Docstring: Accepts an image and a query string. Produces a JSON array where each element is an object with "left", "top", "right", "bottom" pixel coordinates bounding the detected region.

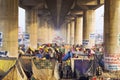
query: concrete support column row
[
  {"left": 66, "top": 17, "right": 83, "bottom": 45},
  {"left": 0, "top": 0, "right": 18, "bottom": 57},
  {"left": 66, "top": 10, "right": 95, "bottom": 47}
]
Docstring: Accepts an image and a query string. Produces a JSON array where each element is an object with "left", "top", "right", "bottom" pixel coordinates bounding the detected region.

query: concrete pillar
[
  {"left": 43, "top": 20, "right": 49, "bottom": 43},
  {"left": 26, "top": 9, "right": 31, "bottom": 35},
  {"left": 67, "top": 23, "right": 70, "bottom": 44},
  {"left": 70, "top": 21, "right": 75, "bottom": 45},
  {"left": 64, "top": 23, "right": 67, "bottom": 43},
  {"left": 48, "top": 21, "right": 54, "bottom": 43},
  {"left": 75, "top": 17, "right": 83, "bottom": 45},
  {"left": 37, "top": 17, "right": 41, "bottom": 44},
  {"left": 60, "top": 23, "right": 67, "bottom": 43},
  {"left": 104, "top": 0, "right": 120, "bottom": 71},
  {"left": 38, "top": 17, "right": 44, "bottom": 44},
  {"left": 83, "top": 10, "right": 95, "bottom": 48},
  {"left": 26, "top": 9, "right": 38, "bottom": 49},
  {"left": 51, "top": 22, "right": 55, "bottom": 43},
  {"left": 38, "top": 17, "right": 49, "bottom": 44},
  {"left": 0, "top": 0, "right": 18, "bottom": 57}
]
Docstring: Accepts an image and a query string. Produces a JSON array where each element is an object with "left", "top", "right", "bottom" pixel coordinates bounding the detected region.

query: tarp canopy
[
  {"left": 0, "top": 58, "right": 16, "bottom": 78},
  {"left": 19, "top": 55, "right": 33, "bottom": 78},
  {"left": 62, "top": 51, "right": 72, "bottom": 61},
  {"left": 19, "top": 55, "right": 60, "bottom": 80},
  {"left": 32, "top": 58, "right": 57, "bottom": 80},
  {"left": 74, "top": 60, "right": 94, "bottom": 76},
  {"left": 0, "top": 57, "right": 28, "bottom": 80},
  {"left": 72, "top": 54, "right": 103, "bottom": 77}
]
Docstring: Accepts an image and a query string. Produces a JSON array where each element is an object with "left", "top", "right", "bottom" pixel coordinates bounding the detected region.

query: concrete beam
[
  {"left": 20, "top": 0, "right": 38, "bottom": 6},
  {"left": 38, "top": 9, "right": 51, "bottom": 17},
  {"left": 100, "top": 0, "right": 104, "bottom": 4},
  {"left": 65, "top": 15, "right": 75, "bottom": 21},
  {"left": 76, "top": 0, "right": 98, "bottom": 6},
  {"left": 76, "top": 0, "right": 104, "bottom": 10},
  {"left": 32, "top": 2, "right": 44, "bottom": 9},
  {"left": 70, "top": 10, "right": 83, "bottom": 16},
  {"left": 76, "top": 0, "right": 104, "bottom": 6},
  {"left": 19, "top": 0, "right": 44, "bottom": 9}
]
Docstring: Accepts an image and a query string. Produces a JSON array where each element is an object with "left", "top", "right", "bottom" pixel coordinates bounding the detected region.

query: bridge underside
[
  {"left": 19, "top": 0, "right": 104, "bottom": 27},
  {"left": 0, "top": 0, "right": 120, "bottom": 72}
]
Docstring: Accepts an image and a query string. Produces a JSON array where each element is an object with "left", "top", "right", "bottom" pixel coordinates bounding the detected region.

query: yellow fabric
[
  {"left": 0, "top": 59, "right": 16, "bottom": 76},
  {"left": 45, "top": 48, "right": 48, "bottom": 52},
  {"left": 2, "top": 66, "right": 17, "bottom": 80},
  {"left": 0, "top": 58, "right": 28, "bottom": 80},
  {"left": 66, "top": 59, "right": 71, "bottom": 66},
  {"left": 1, "top": 60, "right": 28, "bottom": 80},
  {"left": 29, "top": 47, "right": 34, "bottom": 51},
  {"left": 38, "top": 46, "right": 44, "bottom": 49}
]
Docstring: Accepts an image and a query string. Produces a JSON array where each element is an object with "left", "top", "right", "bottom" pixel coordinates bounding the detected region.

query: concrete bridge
[{"left": 0, "top": 0, "right": 120, "bottom": 72}]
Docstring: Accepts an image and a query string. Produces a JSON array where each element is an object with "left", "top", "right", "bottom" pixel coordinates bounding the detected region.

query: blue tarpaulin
[
  {"left": 62, "top": 51, "right": 73, "bottom": 61},
  {"left": 74, "top": 60, "right": 94, "bottom": 76}
]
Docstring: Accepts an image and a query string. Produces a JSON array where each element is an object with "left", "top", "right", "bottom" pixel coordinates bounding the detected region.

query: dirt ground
[{"left": 98, "top": 71, "right": 120, "bottom": 79}]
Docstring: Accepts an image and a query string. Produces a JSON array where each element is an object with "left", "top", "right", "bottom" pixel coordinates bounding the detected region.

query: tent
[
  {"left": 32, "top": 58, "right": 57, "bottom": 80},
  {"left": 19, "top": 55, "right": 33, "bottom": 78},
  {"left": 71, "top": 54, "right": 103, "bottom": 78},
  {"left": 0, "top": 57, "right": 28, "bottom": 80}
]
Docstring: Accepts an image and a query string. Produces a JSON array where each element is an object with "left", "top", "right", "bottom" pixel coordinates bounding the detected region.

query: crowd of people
[{"left": 18, "top": 43, "right": 104, "bottom": 61}]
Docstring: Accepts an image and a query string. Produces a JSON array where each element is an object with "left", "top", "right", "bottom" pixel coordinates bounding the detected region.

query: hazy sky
[
  {"left": 95, "top": 5, "right": 104, "bottom": 34},
  {"left": 18, "top": 5, "right": 104, "bottom": 34},
  {"left": 19, "top": 7, "right": 25, "bottom": 32}
]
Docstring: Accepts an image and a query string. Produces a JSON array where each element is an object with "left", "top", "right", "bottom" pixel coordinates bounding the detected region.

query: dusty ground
[{"left": 98, "top": 71, "right": 120, "bottom": 79}]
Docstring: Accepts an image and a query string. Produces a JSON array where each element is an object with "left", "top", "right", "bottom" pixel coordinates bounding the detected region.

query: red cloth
[{"left": 92, "top": 77, "right": 96, "bottom": 80}]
